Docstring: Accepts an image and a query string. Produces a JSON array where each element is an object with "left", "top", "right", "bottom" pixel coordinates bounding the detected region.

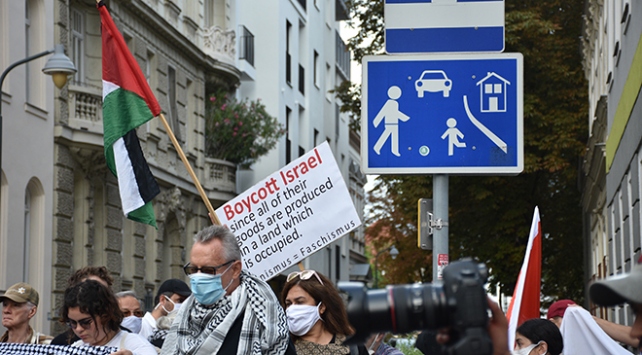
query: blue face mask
[{"left": 189, "top": 264, "right": 234, "bottom": 305}]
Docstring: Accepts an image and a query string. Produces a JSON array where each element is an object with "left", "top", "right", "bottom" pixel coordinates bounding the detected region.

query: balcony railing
[
  {"left": 239, "top": 26, "right": 254, "bottom": 67},
  {"left": 336, "top": 32, "right": 351, "bottom": 80},
  {"left": 204, "top": 157, "right": 236, "bottom": 194},
  {"left": 203, "top": 26, "right": 236, "bottom": 65},
  {"left": 68, "top": 83, "right": 103, "bottom": 132}
]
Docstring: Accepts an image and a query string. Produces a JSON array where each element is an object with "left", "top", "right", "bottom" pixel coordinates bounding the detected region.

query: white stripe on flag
[
  {"left": 102, "top": 80, "right": 120, "bottom": 100},
  {"left": 113, "top": 137, "right": 145, "bottom": 215},
  {"left": 385, "top": 2, "right": 504, "bottom": 29}
]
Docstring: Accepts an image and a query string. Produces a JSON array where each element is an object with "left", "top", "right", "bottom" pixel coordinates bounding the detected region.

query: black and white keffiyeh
[
  {"left": 161, "top": 270, "right": 289, "bottom": 355},
  {"left": 0, "top": 343, "right": 117, "bottom": 355}
]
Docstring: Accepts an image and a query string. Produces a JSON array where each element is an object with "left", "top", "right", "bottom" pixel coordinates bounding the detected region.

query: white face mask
[
  {"left": 512, "top": 341, "right": 542, "bottom": 355},
  {"left": 286, "top": 303, "right": 322, "bottom": 336},
  {"left": 161, "top": 295, "right": 182, "bottom": 315},
  {"left": 121, "top": 315, "right": 142, "bottom": 334}
]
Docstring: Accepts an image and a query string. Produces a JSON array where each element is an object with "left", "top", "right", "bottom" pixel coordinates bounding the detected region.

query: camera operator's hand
[
  {"left": 487, "top": 297, "right": 510, "bottom": 355},
  {"left": 434, "top": 297, "right": 510, "bottom": 355}
]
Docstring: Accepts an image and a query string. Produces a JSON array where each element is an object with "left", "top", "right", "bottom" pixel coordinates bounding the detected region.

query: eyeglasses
[
  {"left": 183, "top": 260, "right": 236, "bottom": 276},
  {"left": 66, "top": 317, "right": 93, "bottom": 330},
  {"left": 287, "top": 270, "right": 324, "bottom": 285}
]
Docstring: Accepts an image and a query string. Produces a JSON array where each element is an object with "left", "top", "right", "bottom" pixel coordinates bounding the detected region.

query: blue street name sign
[
  {"left": 361, "top": 53, "right": 523, "bottom": 174},
  {"left": 385, "top": 0, "right": 505, "bottom": 54}
]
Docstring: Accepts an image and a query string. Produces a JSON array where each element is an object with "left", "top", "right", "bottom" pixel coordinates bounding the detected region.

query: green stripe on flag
[
  {"left": 127, "top": 201, "right": 157, "bottom": 228},
  {"left": 103, "top": 88, "right": 155, "bottom": 150}
]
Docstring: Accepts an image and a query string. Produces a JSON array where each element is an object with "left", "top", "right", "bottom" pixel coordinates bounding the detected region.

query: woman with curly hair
[
  {"left": 281, "top": 270, "right": 368, "bottom": 355},
  {"left": 61, "top": 280, "right": 156, "bottom": 355}
]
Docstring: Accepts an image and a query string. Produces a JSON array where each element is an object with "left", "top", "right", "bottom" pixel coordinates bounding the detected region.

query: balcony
[
  {"left": 204, "top": 157, "right": 236, "bottom": 195},
  {"left": 203, "top": 26, "right": 236, "bottom": 66},
  {"left": 239, "top": 26, "right": 255, "bottom": 67},
  {"left": 336, "top": 0, "right": 349, "bottom": 21},
  {"left": 238, "top": 25, "right": 256, "bottom": 81},
  {"left": 336, "top": 32, "right": 351, "bottom": 80}
]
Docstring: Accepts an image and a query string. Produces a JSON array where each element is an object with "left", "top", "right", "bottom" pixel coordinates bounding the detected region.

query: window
[
  {"left": 314, "top": 129, "right": 319, "bottom": 146},
  {"left": 167, "top": 66, "right": 182, "bottom": 144},
  {"left": 286, "top": 106, "right": 292, "bottom": 163},
  {"left": 23, "top": 188, "right": 31, "bottom": 281},
  {"left": 484, "top": 84, "right": 492, "bottom": 94},
  {"left": 494, "top": 84, "right": 502, "bottom": 94},
  {"left": 26, "top": 0, "right": 45, "bottom": 104},
  {"left": 71, "top": 8, "right": 85, "bottom": 84},
  {"left": 286, "top": 21, "right": 292, "bottom": 85},
  {"left": 23, "top": 179, "right": 44, "bottom": 284},
  {"left": 313, "top": 50, "right": 319, "bottom": 87}
]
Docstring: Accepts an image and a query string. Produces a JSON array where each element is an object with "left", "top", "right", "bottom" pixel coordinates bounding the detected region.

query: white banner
[{"left": 215, "top": 142, "right": 362, "bottom": 281}]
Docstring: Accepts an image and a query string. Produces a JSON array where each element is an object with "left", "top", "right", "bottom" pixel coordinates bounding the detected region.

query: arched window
[{"left": 24, "top": 178, "right": 44, "bottom": 284}]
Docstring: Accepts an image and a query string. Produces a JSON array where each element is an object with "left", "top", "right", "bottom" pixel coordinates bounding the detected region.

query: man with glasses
[
  {"left": 161, "top": 225, "right": 296, "bottom": 355},
  {"left": 0, "top": 282, "right": 52, "bottom": 344},
  {"left": 139, "top": 279, "right": 191, "bottom": 340}
]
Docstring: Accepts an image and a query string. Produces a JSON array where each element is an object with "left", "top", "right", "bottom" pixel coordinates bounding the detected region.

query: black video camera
[{"left": 338, "top": 258, "right": 492, "bottom": 355}]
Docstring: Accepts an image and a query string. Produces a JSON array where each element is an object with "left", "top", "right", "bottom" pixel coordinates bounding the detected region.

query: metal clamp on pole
[{"left": 429, "top": 213, "right": 449, "bottom": 230}]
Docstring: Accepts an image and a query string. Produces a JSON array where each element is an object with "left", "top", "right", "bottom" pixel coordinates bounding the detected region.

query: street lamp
[
  {"left": 0, "top": 44, "right": 76, "bottom": 189},
  {"left": 373, "top": 244, "right": 399, "bottom": 288}
]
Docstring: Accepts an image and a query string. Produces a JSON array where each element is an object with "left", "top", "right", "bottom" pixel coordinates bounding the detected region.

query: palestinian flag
[{"left": 99, "top": 2, "right": 161, "bottom": 227}]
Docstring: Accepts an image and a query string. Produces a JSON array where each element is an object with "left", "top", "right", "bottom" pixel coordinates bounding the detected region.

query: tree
[{"left": 342, "top": 0, "right": 588, "bottom": 303}]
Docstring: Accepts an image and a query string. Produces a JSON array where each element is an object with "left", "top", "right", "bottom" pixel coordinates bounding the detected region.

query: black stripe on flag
[{"left": 122, "top": 130, "right": 161, "bottom": 203}]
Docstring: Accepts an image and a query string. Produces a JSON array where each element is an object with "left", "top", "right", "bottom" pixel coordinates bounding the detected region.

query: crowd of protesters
[{"left": 2, "top": 223, "right": 642, "bottom": 355}]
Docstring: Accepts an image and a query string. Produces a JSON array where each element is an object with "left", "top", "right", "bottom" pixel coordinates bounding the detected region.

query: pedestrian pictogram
[{"left": 373, "top": 86, "right": 411, "bottom": 157}]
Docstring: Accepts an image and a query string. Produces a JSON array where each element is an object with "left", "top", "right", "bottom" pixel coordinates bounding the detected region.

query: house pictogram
[{"left": 476, "top": 72, "right": 510, "bottom": 113}]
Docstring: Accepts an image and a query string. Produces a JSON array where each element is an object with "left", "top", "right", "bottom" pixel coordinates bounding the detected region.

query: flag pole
[{"left": 158, "top": 113, "right": 221, "bottom": 225}]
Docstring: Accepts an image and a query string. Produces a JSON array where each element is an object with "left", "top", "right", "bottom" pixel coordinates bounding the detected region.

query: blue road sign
[
  {"left": 361, "top": 53, "right": 523, "bottom": 174},
  {"left": 385, "top": 0, "right": 505, "bottom": 54}
]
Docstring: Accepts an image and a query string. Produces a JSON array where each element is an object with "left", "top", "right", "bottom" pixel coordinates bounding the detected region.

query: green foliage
[
  {"left": 345, "top": 0, "right": 588, "bottom": 303},
  {"left": 205, "top": 91, "right": 285, "bottom": 168}
]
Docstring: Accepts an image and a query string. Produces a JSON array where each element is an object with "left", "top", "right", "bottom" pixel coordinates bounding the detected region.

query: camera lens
[{"left": 339, "top": 282, "right": 448, "bottom": 341}]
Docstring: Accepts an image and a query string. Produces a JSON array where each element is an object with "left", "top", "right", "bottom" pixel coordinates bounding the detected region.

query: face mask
[
  {"left": 161, "top": 295, "right": 182, "bottom": 315},
  {"left": 512, "top": 341, "right": 541, "bottom": 355},
  {"left": 121, "top": 315, "right": 142, "bottom": 334},
  {"left": 189, "top": 264, "right": 234, "bottom": 305},
  {"left": 286, "top": 303, "right": 322, "bottom": 336}
]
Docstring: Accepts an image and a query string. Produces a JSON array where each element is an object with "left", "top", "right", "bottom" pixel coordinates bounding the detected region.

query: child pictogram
[{"left": 441, "top": 118, "right": 466, "bottom": 156}]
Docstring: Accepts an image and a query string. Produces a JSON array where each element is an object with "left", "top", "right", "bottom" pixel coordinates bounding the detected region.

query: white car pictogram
[{"left": 415, "top": 70, "right": 452, "bottom": 98}]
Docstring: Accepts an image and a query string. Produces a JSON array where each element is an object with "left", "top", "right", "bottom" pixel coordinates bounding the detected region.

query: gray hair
[
  {"left": 115, "top": 290, "right": 138, "bottom": 300},
  {"left": 193, "top": 225, "right": 241, "bottom": 261}
]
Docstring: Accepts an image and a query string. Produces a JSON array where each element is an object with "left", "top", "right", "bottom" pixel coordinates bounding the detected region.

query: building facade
[
  {"left": 581, "top": 0, "right": 640, "bottom": 328},
  {"left": 0, "top": 0, "right": 56, "bottom": 334},
  {"left": 0, "top": 0, "right": 241, "bottom": 334},
  {"left": 235, "top": 0, "right": 367, "bottom": 283}
]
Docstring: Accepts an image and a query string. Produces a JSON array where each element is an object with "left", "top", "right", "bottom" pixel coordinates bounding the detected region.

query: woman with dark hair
[
  {"left": 61, "top": 280, "right": 156, "bottom": 355},
  {"left": 281, "top": 269, "right": 368, "bottom": 355},
  {"left": 513, "top": 318, "right": 563, "bottom": 355}
]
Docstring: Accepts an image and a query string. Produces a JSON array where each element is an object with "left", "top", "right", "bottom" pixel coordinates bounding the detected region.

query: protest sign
[{"left": 215, "top": 141, "right": 362, "bottom": 281}]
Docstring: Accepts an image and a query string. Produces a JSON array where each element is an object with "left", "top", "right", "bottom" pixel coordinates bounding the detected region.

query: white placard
[{"left": 215, "top": 142, "right": 362, "bottom": 281}]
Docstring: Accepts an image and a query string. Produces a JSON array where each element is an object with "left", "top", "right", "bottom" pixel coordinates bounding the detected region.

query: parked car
[{"left": 415, "top": 70, "right": 452, "bottom": 98}]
